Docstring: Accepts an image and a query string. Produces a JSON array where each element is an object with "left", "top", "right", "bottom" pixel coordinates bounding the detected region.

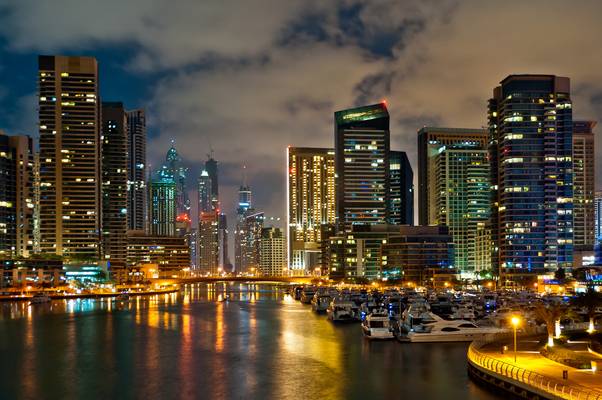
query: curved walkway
[{"left": 468, "top": 338, "right": 602, "bottom": 399}]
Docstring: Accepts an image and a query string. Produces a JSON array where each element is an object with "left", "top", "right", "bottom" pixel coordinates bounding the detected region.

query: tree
[
  {"left": 534, "top": 303, "right": 568, "bottom": 347},
  {"left": 571, "top": 289, "right": 602, "bottom": 334}
]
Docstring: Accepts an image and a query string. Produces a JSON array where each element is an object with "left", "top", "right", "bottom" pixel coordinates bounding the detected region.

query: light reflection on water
[{"left": 0, "top": 283, "right": 502, "bottom": 400}]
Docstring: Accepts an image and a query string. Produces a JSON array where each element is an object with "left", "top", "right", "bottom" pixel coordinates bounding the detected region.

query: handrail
[{"left": 468, "top": 342, "right": 602, "bottom": 400}]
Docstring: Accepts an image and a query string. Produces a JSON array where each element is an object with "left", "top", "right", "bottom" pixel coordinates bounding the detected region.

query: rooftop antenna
[{"left": 242, "top": 164, "right": 248, "bottom": 187}]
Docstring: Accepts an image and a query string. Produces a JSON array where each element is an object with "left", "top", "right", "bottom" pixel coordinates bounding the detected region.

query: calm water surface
[{"left": 0, "top": 283, "right": 502, "bottom": 399}]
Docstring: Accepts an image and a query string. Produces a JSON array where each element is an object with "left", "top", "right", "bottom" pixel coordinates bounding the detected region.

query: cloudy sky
[{"left": 1, "top": 0, "right": 602, "bottom": 226}]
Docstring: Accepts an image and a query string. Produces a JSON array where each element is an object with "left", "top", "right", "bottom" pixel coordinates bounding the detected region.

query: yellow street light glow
[{"left": 511, "top": 316, "right": 520, "bottom": 327}]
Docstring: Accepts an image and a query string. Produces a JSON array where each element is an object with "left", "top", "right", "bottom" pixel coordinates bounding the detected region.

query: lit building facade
[
  {"left": 572, "top": 121, "right": 595, "bottom": 247},
  {"left": 595, "top": 191, "right": 602, "bottom": 241},
  {"left": 381, "top": 225, "right": 455, "bottom": 287},
  {"left": 38, "top": 55, "right": 101, "bottom": 259},
  {"left": 234, "top": 180, "right": 252, "bottom": 272},
  {"left": 149, "top": 167, "right": 177, "bottom": 236},
  {"left": 260, "top": 227, "right": 286, "bottom": 276},
  {"left": 101, "top": 102, "right": 128, "bottom": 268},
  {"left": 335, "top": 103, "right": 390, "bottom": 231},
  {"left": 199, "top": 211, "right": 219, "bottom": 275},
  {"left": 287, "top": 147, "right": 335, "bottom": 275},
  {"left": 126, "top": 109, "right": 147, "bottom": 232},
  {"left": 236, "top": 210, "right": 264, "bottom": 274},
  {"left": 164, "top": 144, "right": 190, "bottom": 220},
  {"left": 489, "top": 75, "right": 573, "bottom": 279},
  {"left": 389, "top": 150, "right": 413, "bottom": 225},
  {"left": 435, "top": 147, "right": 490, "bottom": 274},
  {"left": 417, "top": 127, "right": 488, "bottom": 225},
  {"left": 126, "top": 232, "right": 190, "bottom": 273}
]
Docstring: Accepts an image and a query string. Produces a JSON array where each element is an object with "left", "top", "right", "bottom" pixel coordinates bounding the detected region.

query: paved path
[{"left": 480, "top": 338, "right": 602, "bottom": 394}]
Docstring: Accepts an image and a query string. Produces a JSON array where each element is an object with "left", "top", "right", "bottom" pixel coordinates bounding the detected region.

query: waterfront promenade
[{"left": 468, "top": 338, "right": 602, "bottom": 399}]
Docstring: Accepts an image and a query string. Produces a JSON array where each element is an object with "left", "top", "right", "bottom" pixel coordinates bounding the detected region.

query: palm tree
[
  {"left": 533, "top": 303, "right": 568, "bottom": 347},
  {"left": 571, "top": 289, "right": 602, "bottom": 333}
]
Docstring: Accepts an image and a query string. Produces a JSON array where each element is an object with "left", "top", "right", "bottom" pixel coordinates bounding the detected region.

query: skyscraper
[
  {"left": 287, "top": 147, "right": 336, "bottom": 275},
  {"left": 198, "top": 211, "right": 219, "bottom": 275},
  {"left": 101, "top": 102, "right": 128, "bottom": 268},
  {"left": 205, "top": 154, "right": 219, "bottom": 211},
  {"left": 239, "top": 211, "right": 264, "bottom": 274},
  {"left": 218, "top": 213, "right": 231, "bottom": 271},
  {"left": 335, "top": 103, "right": 390, "bottom": 231},
  {"left": 198, "top": 169, "right": 212, "bottom": 213},
  {"left": 149, "top": 167, "right": 177, "bottom": 236},
  {"left": 417, "top": 127, "right": 488, "bottom": 225},
  {"left": 489, "top": 75, "right": 573, "bottom": 280},
  {"left": 0, "top": 132, "right": 35, "bottom": 258},
  {"left": 165, "top": 144, "right": 190, "bottom": 220},
  {"left": 572, "top": 121, "right": 596, "bottom": 247},
  {"left": 389, "top": 150, "right": 413, "bottom": 225},
  {"left": 126, "top": 109, "right": 147, "bottom": 232},
  {"left": 260, "top": 227, "right": 286, "bottom": 276},
  {"left": 38, "top": 55, "right": 101, "bottom": 259},
  {"left": 235, "top": 176, "right": 252, "bottom": 272},
  {"left": 434, "top": 146, "right": 490, "bottom": 274}
]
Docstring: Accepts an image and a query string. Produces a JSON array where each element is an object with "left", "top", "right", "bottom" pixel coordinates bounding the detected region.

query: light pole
[{"left": 511, "top": 316, "right": 520, "bottom": 363}]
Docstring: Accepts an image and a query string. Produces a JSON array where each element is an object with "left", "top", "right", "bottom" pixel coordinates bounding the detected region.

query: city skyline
[{"left": 1, "top": 2, "right": 602, "bottom": 226}]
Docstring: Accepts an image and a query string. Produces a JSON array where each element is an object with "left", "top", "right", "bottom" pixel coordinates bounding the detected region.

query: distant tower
[
  {"left": 165, "top": 142, "right": 190, "bottom": 220},
  {"left": 205, "top": 152, "right": 219, "bottom": 211},
  {"left": 388, "top": 150, "right": 413, "bottom": 225},
  {"left": 149, "top": 167, "right": 177, "bottom": 236},
  {"left": 572, "top": 121, "right": 596, "bottom": 247},
  {"left": 198, "top": 169, "right": 212, "bottom": 214}
]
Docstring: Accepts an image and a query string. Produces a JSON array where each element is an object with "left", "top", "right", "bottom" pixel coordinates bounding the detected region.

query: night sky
[{"left": 1, "top": 0, "right": 602, "bottom": 226}]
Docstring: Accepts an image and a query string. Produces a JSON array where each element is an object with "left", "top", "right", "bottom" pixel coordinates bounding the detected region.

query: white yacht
[
  {"left": 29, "top": 292, "right": 51, "bottom": 304},
  {"left": 327, "top": 297, "right": 357, "bottom": 322},
  {"left": 401, "top": 313, "right": 508, "bottom": 343},
  {"left": 361, "top": 309, "right": 394, "bottom": 340}
]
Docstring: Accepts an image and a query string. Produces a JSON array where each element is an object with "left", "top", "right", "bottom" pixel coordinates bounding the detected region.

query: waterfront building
[
  {"left": 381, "top": 225, "right": 455, "bottom": 288},
  {"left": 1, "top": 258, "right": 64, "bottom": 288},
  {"left": 236, "top": 209, "right": 264, "bottom": 274},
  {"left": 199, "top": 211, "right": 219, "bottom": 275},
  {"left": 33, "top": 152, "right": 40, "bottom": 253},
  {"left": 489, "top": 75, "right": 573, "bottom": 280},
  {"left": 0, "top": 132, "right": 34, "bottom": 258},
  {"left": 286, "top": 146, "right": 336, "bottom": 275},
  {"left": 572, "top": 121, "right": 596, "bottom": 247},
  {"left": 164, "top": 144, "right": 190, "bottom": 220},
  {"left": 126, "top": 109, "right": 147, "bottom": 232},
  {"left": 218, "top": 213, "right": 231, "bottom": 272},
  {"left": 389, "top": 150, "right": 413, "bottom": 225},
  {"left": 260, "top": 227, "right": 286, "bottom": 276},
  {"left": 126, "top": 231, "right": 189, "bottom": 273},
  {"left": 149, "top": 167, "right": 177, "bottom": 236},
  {"left": 188, "top": 228, "right": 198, "bottom": 270},
  {"left": 435, "top": 146, "right": 490, "bottom": 275},
  {"left": 38, "top": 55, "right": 101, "bottom": 259},
  {"left": 417, "top": 127, "right": 488, "bottom": 225},
  {"left": 101, "top": 102, "right": 128, "bottom": 269},
  {"left": 234, "top": 176, "right": 252, "bottom": 271},
  {"left": 335, "top": 102, "right": 390, "bottom": 231},
  {"left": 595, "top": 191, "right": 602, "bottom": 240}
]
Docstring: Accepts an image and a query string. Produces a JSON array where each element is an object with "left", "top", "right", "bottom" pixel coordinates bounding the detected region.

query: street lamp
[{"left": 511, "top": 316, "right": 520, "bottom": 362}]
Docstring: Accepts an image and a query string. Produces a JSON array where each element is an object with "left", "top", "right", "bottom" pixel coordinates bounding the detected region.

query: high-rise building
[
  {"left": 205, "top": 154, "right": 219, "bottom": 211},
  {"left": 126, "top": 109, "right": 147, "bottom": 232},
  {"left": 101, "top": 102, "right": 128, "bottom": 268},
  {"left": 38, "top": 55, "right": 101, "bottom": 259},
  {"left": 235, "top": 177, "right": 252, "bottom": 272},
  {"left": 198, "top": 211, "right": 219, "bottom": 275},
  {"left": 127, "top": 231, "right": 189, "bottom": 273},
  {"left": 240, "top": 211, "right": 264, "bottom": 274},
  {"left": 286, "top": 147, "right": 336, "bottom": 275},
  {"left": 149, "top": 167, "right": 177, "bottom": 236},
  {"left": 489, "top": 75, "right": 573, "bottom": 280},
  {"left": 218, "top": 213, "right": 231, "bottom": 271},
  {"left": 595, "top": 191, "right": 602, "bottom": 241},
  {"left": 188, "top": 228, "right": 198, "bottom": 270},
  {"left": 572, "top": 121, "right": 596, "bottom": 247},
  {"left": 164, "top": 143, "right": 190, "bottom": 220},
  {"left": 260, "top": 227, "right": 286, "bottom": 276},
  {"left": 389, "top": 150, "right": 413, "bottom": 225},
  {"left": 198, "top": 169, "right": 212, "bottom": 213},
  {"left": 0, "top": 132, "right": 35, "bottom": 258},
  {"left": 434, "top": 146, "right": 490, "bottom": 274},
  {"left": 335, "top": 102, "right": 390, "bottom": 231},
  {"left": 417, "top": 127, "right": 488, "bottom": 225}
]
